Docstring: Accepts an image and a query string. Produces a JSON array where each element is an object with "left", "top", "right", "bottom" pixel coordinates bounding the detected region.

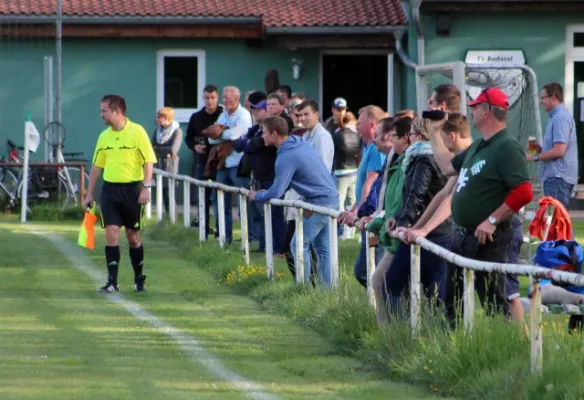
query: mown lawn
[{"left": 0, "top": 217, "right": 441, "bottom": 400}]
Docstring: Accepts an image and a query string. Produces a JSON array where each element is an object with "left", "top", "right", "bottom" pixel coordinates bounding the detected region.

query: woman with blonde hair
[{"left": 151, "top": 107, "right": 183, "bottom": 214}]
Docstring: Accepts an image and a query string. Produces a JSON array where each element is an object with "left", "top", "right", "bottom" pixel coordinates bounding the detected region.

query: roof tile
[{"left": 0, "top": 0, "right": 407, "bottom": 27}]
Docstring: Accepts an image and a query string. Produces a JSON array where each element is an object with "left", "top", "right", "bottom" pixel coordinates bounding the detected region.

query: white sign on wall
[{"left": 465, "top": 50, "right": 527, "bottom": 107}]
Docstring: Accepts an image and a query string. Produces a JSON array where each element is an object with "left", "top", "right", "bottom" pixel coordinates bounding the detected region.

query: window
[
  {"left": 575, "top": 33, "right": 584, "bottom": 48},
  {"left": 157, "top": 50, "right": 206, "bottom": 123}
]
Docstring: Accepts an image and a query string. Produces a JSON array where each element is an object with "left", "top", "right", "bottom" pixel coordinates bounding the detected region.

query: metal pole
[
  {"left": 183, "top": 180, "right": 190, "bottom": 228},
  {"left": 198, "top": 186, "right": 206, "bottom": 242},
  {"left": 463, "top": 268, "right": 475, "bottom": 335},
  {"left": 410, "top": 244, "right": 421, "bottom": 337},
  {"left": 56, "top": 0, "right": 63, "bottom": 153},
  {"left": 530, "top": 277, "right": 543, "bottom": 374},
  {"left": 264, "top": 203, "right": 274, "bottom": 279},
  {"left": 21, "top": 116, "right": 31, "bottom": 223},
  {"left": 295, "top": 208, "right": 305, "bottom": 284},
  {"left": 217, "top": 190, "right": 226, "bottom": 249},
  {"left": 169, "top": 177, "right": 176, "bottom": 224},
  {"left": 240, "top": 194, "right": 250, "bottom": 265},
  {"left": 366, "top": 232, "right": 377, "bottom": 308},
  {"left": 156, "top": 174, "right": 163, "bottom": 222},
  {"left": 330, "top": 217, "right": 339, "bottom": 288},
  {"left": 43, "top": 56, "right": 53, "bottom": 162},
  {"left": 145, "top": 187, "right": 152, "bottom": 219}
]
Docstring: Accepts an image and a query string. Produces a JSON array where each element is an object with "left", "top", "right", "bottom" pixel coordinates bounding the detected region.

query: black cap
[{"left": 248, "top": 91, "right": 267, "bottom": 106}]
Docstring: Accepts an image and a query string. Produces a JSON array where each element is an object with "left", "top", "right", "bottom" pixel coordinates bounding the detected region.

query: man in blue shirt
[
  {"left": 250, "top": 116, "right": 339, "bottom": 287},
  {"left": 338, "top": 105, "right": 387, "bottom": 287},
  {"left": 526, "top": 82, "right": 578, "bottom": 210}
]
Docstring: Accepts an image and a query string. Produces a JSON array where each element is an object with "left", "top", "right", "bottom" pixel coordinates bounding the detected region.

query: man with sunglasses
[{"left": 425, "top": 88, "right": 533, "bottom": 326}]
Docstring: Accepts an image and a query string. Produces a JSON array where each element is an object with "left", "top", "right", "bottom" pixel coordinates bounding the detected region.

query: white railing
[{"left": 148, "top": 168, "right": 584, "bottom": 374}]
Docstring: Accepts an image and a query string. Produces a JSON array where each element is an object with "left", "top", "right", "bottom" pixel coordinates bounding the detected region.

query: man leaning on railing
[
  {"left": 424, "top": 88, "right": 533, "bottom": 327},
  {"left": 249, "top": 115, "right": 339, "bottom": 287}
]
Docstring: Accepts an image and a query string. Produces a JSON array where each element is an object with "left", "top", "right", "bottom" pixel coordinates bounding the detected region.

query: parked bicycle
[{"left": 0, "top": 140, "right": 76, "bottom": 211}]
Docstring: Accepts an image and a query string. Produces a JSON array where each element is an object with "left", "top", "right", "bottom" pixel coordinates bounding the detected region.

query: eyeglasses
[{"left": 541, "top": 94, "right": 552, "bottom": 100}]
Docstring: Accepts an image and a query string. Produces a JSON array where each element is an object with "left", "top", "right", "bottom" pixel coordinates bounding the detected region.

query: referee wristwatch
[
  {"left": 533, "top": 154, "right": 540, "bottom": 162},
  {"left": 142, "top": 182, "right": 152, "bottom": 189},
  {"left": 488, "top": 215, "right": 498, "bottom": 225}
]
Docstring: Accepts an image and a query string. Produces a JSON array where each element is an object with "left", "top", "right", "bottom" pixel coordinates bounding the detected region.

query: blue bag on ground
[{"left": 533, "top": 240, "right": 584, "bottom": 295}]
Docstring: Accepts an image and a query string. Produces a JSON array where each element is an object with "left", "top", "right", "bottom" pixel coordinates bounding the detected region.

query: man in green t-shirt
[{"left": 426, "top": 88, "right": 533, "bottom": 325}]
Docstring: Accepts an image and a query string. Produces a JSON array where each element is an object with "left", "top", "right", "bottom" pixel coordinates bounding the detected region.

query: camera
[{"left": 422, "top": 110, "right": 446, "bottom": 120}]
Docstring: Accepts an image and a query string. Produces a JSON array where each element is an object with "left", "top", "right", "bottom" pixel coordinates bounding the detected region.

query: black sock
[
  {"left": 105, "top": 246, "right": 120, "bottom": 284},
  {"left": 129, "top": 245, "right": 144, "bottom": 279}
]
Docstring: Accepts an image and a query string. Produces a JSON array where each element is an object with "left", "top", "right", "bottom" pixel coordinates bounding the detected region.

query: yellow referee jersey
[{"left": 92, "top": 119, "right": 157, "bottom": 183}]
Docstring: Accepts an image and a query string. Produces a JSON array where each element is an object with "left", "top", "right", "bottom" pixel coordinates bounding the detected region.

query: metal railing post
[
  {"left": 183, "top": 180, "right": 190, "bottom": 228},
  {"left": 410, "top": 244, "right": 421, "bottom": 337},
  {"left": 330, "top": 217, "right": 339, "bottom": 288},
  {"left": 530, "top": 276, "right": 543, "bottom": 374},
  {"left": 198, "top": 186, "right": 206, "bottom": 242},
  {"left": 295, "top": 208, "right": 305, "bottom": 284},
  {"left": 217, "top": 189, "right": 226, "bottom": 249},
  {"left": 366, "top": 232, "right": 376, "bottom": 308},
  {"left": 264, "top": 203, "right": 274, "bottom": 280},
  {"left": 169, "top": 177, "right": 176, "bottom": 224},
  {"left": 463, "top": 268, "right": 475, "bottom": 335},
  {"left": 156, "top": 173, "right": 163, "bottom": 222},
  {"left": 240, "top": 194, "right": 250, "bottom": 265},
  {"left": 145, "top": 187, "right": 152, "bottom": 219}
]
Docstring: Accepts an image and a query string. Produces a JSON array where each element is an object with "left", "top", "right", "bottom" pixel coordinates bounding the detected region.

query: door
[
  {"left": 321, "top": 54, "right": 388, "bottom": 121},
  {"left": 575, "top": 62, "right": 584, "bottom": 182}
]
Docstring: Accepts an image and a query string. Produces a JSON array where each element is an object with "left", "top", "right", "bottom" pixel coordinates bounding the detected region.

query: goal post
[{"left": 414, "top": 61, "right": 544, "bottom": 146}]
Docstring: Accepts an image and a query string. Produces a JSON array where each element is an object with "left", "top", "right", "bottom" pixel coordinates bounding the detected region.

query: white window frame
[
  {"left": 156, "top": 50, "right": 206, "bottom": 123},
  {"left": 565, "top": 25, "right": 584, "bottom": 116}
]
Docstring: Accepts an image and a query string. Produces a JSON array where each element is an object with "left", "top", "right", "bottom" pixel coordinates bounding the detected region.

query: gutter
[
  {"left": 265, "top": 25, "right": 407, "bottom": 35},
  {"left": 0, "top": 15, "right": 262, "bottom": 25},
  {"left": 410, "top": 0, "right": 425, "bottom": 65}
]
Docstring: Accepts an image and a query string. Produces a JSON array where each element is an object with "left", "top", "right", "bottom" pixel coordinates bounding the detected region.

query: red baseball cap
[{"left": 468, "top": 88, "right": 509, "bottom": 110}]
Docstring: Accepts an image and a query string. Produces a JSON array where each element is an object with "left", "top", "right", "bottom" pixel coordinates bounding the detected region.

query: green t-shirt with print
[{"left": 451, "top": 129, "right": 529, "bottom": 230}]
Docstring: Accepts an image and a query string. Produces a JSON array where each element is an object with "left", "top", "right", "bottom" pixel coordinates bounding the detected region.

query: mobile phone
[{"left": 422, "top": 110, "right": 446, "bottom": 120}]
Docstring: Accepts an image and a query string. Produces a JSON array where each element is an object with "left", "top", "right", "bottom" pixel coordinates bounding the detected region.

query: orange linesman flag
[{"left": 78, "top": 202, "right": 98, "bottom": 250}]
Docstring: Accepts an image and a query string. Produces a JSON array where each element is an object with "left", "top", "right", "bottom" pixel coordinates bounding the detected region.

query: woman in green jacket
[{"left": 366, "top": 116, "right": 413, "bottom": 325}]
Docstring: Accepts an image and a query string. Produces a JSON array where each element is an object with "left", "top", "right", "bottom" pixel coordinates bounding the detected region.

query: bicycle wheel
[
  {"left": 44, "top": 121, "right": 66, "bottom": 148},
  {"left": 59, "top": 166, "right": 89, "bottom": 203},
  {"left": 18, "top": 173, "right": 71, "bottom": 210},
  {"left": 0, "top": 168, "right": 18, "bottom": 209}
]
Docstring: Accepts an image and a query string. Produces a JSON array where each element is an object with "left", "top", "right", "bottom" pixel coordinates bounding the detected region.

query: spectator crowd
[{"left": 153, "top": 80, "right": 578, "bottom": 326}]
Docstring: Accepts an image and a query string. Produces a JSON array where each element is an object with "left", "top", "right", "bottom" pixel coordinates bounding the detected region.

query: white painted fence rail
[{"left": 149, "top": 168, "right": 584, "bottom": 374}]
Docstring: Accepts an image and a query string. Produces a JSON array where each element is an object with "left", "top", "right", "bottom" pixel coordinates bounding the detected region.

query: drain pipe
[{"left": 394, "top": 0, "right": 424, "bottom": 69}]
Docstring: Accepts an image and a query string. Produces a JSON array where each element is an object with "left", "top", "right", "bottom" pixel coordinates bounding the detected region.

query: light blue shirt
[
  {"left": 209, "top": 104, "right": 253, "bottom": 168},
  {"left": 355, "top": 142, "right": 386, "bottom": 204},
  {"left": 538, "top": 103, "right": 578, "bottom": 185},
  {"left": 304, "top": 123, "right": 334, "bottom": 172}
]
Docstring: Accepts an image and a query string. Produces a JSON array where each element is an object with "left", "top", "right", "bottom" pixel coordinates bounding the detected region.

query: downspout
[{"left": 393, "top": 0, "right": 424, "bottom": 69}]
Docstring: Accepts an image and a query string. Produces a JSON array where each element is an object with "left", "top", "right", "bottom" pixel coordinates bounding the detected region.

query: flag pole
[{"left": 21, "top": 112, "right": 32, "bottom": 223}]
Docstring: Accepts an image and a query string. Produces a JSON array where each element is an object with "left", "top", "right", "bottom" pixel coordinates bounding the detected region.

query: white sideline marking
[{"left": 30, "top": 229, "right": 280, "bottom": 400}]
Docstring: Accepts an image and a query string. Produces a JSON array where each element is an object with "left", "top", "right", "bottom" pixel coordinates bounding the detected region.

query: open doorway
[
  {"left": 321, "top": 53, "right": 389, "bottom": 121},
  {"left": 575, "top": 61, "right": 584, "bottom": 182}
]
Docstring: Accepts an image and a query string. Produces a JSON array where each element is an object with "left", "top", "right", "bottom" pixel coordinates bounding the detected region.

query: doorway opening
[
  {"left": 575, "top": 62, "right": 584, "bottom": 182},
  {"left": 321, "top": 54, "right": 388, "bottom": 121}
]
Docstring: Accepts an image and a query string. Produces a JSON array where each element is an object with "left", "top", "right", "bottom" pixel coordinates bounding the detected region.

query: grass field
[{"left": 0, "top": 217, "right": 441, "bottom": 400}]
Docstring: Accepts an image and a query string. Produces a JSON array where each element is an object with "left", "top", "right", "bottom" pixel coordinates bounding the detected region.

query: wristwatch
[
  {"left": 488, "top": 215, "right": 498, "bottom": 225},
  {"left": 533, "top": 154, "right": 540, "bottom": 162},
  {"left": 142, "top": 182, "right": 152, "bottom": 189}
]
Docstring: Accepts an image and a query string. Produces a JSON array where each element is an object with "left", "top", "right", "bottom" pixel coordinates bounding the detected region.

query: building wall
[
  {"left": 0, "top": 37, "right": 319, "bottom": 174},
  {"left": 403, "top": 12, "right": 583, "bottom": 128}
]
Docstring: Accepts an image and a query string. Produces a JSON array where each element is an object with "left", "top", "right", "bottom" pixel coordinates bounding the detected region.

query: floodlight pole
[{"left": 56, "top": 0, "right": 63, "bottom": 156}]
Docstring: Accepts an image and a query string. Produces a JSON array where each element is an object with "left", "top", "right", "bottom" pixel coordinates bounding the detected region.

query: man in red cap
[{"left": 426, "top": 87, "right": 533, "bottom": 327}]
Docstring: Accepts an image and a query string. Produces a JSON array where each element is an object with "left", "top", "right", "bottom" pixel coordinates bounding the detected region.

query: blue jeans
[
  {"left": 354, "top": 229, "right": 385, "bottom": 288},
  {"left": 252, "top": 179, "right": 287, "bottom": 253},
  {"left": 384, "top": 235, "right": 452, "bottom": 310},
  {"left": 291, "top": 205, "right": 338, "bottom": 287},
  {"left": 543, "top": 177, "right": 573, "bottom": 211},
  {"left": 213, "top": 167, "right": 250, "bottom": 244}
]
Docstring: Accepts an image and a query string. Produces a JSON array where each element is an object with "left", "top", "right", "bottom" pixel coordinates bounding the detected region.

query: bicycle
[{"left": 0, "top": 140, "right": 75, "bottom": 211}]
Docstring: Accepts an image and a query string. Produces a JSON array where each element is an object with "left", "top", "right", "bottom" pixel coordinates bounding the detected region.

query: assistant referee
[{"left": 85, "top": 94, "right": 157, "bottom": 293}]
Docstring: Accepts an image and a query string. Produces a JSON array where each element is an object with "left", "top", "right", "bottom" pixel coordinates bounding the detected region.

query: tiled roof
[{"left": 0, "top": 0, "right": 408, "bottom": 27}]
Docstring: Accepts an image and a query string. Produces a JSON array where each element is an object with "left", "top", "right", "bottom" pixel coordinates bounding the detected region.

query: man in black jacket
[
  {"left": 185, "top": 84, "right": 224, "bottom": 238},
  {"left": 234, "top": 92, "right": 286, "bottom": 254}
]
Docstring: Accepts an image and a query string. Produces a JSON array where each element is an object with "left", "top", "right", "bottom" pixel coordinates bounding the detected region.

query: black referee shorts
[{"left": 100, "top": 181, "right": 143, "bottom": 231}]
